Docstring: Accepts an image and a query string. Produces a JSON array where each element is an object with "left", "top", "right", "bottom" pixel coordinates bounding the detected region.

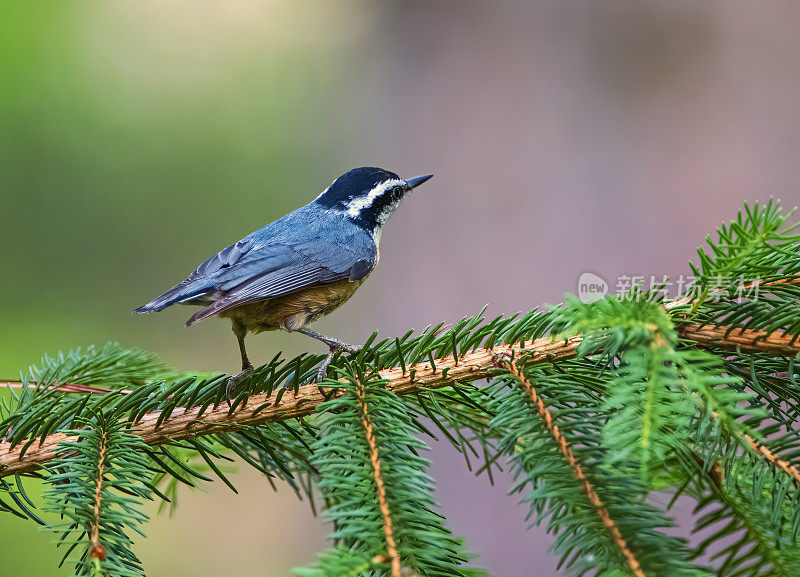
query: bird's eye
[{"left": 392, "top": 185, "right": 405, "bottom": 195}]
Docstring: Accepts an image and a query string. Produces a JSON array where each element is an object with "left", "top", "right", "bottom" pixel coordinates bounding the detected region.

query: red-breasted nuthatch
[{"left": 135, "top": 167, "right": 433, "bottom": 398}]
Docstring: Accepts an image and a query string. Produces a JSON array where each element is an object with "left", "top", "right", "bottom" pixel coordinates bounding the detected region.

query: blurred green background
[
  {"left": 4, "top": 1, "right": 800, "bottom": 576},
  {"left": 1, "top": 1, "right": 365, "bottom": 574}
]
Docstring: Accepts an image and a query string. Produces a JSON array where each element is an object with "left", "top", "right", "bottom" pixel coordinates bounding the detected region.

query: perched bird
[{"left": 135, "top": 167, "right": 433, "bottom": 399}]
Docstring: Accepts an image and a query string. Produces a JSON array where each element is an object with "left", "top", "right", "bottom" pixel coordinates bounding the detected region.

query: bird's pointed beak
[{"left": 406, "top": 174, "right": 433, "bottom": 189}]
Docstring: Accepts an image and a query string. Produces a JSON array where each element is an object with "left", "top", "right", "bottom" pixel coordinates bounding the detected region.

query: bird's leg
[
  {"left": 295, "top": 327, "right": 361, "bottom": 382},
  {"left": 226, "top": 321, "right": 254, "bottom": 407},
  {"left": 296, "top": 327, "right": 361, "bottom": 353}
]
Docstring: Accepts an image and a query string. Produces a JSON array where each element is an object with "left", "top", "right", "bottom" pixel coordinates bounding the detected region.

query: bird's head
[{"left": 314, "top": 167, "right": 433, "bottom": 234}]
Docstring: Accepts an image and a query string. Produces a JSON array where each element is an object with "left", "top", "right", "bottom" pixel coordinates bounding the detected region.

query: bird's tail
[{"left": 133, "top": 279, "right": 213, "bottom": 314}]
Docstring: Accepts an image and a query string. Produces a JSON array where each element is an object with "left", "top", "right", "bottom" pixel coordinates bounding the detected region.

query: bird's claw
[
  {"left": 317, "top": 355, "right": 334, "bottom": 383},
  {"left": 316, "top": 343, "right": 361, "bottom": 383},
  {"left": 226, "top": 365, "right": 254, "bottom": 408}
]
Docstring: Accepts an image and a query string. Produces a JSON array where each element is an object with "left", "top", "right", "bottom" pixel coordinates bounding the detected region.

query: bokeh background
[{"left": 3, "top": 1, "right": 800, "bottom": 575}]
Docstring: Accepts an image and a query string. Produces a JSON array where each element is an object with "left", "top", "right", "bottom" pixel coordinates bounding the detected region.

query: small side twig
[
  {"left": 745, "top": 433, "right": 800, "bottom": 485},
  {"left": 89, "top": 427, "right": 108, "bottom": 563},
  {"left": 496, "top": 354, "right": 646, "bottom": 577},
  {"left": 354, "top": 380, "right": 402, "bottom": 577}
]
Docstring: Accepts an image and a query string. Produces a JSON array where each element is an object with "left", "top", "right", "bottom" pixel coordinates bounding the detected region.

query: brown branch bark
[
  {"left": 2, "top": 322, "right": 799, "bottom": 479},
  {"left": 678, "top": 323, "right": 800, "bottom": 354},
  {"left": 0, "top": 336, "right": 581, "bottom": 478},
  {"left": 0, "top": 380, "right": 119, "bottom": 394}
]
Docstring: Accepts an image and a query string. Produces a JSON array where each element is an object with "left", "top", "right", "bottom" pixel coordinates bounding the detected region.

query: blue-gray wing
[
  {"left": 134, "top": 236, "right": 260, "bottom": 313},
  {"left": 184, "top": 228, "right": 377, "bottom": 325},
  {"left": 135, "top": 208, "right": 377, "bottom": 321}
]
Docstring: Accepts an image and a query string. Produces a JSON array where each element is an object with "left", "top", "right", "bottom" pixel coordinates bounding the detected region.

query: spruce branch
[
  {"left": 42, "top": 413, "right": 152, "bottom": 576},
  {"left": 744, "top": 434, "right": 800, "bottom": 485},
  {"left": 4, "top": 198, "right": 800, "bottom": 576},
  {"left": 3, "top": 320, "right": 800, "bottom": 478},
  {"left": 683, "top": 451, "right": 800, "bottom": 577},
  {"left": 0, "top": 334, "right": 580, "bottom": 477},
  {"left": 303, "top": 366, "right": 483, "bottom": 576},
  {"left": 487, "top": 358, "right": 704, "bottom": 576},
  {"left": 89, "top": 423, "right": 109, "bottom": 563},
  {"left": 548, "top": 289, "right": 799, "bottom": 488},
  {"left": 496, "top": 354, "right": 646, "bottom": 577},
  {"left": 354, "top": 377, "right": 403, "bottom": 577}
]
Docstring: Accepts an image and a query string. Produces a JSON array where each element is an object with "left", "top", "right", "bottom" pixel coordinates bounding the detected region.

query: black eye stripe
[
  {"left": 314, "top": 167, "right": 401, "bottom": 209},
  {"left": 346, "top": 187, "right": 404, "bottom": 230}
]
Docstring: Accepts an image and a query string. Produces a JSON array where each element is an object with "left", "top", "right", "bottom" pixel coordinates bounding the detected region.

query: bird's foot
[
  {"left": 226, "top": 364, "right": 254, "bottom": 408},
  {"left": 316, "top": 341, "right": 362, "bottom": 383}
]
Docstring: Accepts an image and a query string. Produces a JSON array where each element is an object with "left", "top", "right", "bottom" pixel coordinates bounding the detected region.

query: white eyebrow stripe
[{"left": 344, "top": 179, "right": 404, "bottom": 218}]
